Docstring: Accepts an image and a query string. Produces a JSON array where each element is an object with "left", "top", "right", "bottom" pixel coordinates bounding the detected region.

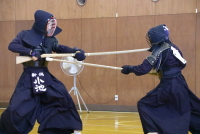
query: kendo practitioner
[
  {"left": 0, "top": 10, "right": 85, "bottom": 134},
  {"left": 121, "top": 24, "right": 200, "bottom": 134}
]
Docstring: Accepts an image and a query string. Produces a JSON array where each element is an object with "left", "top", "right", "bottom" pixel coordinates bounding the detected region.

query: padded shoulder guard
[{"left": 146, "top": 43, "right": 171, "bottom": 66}]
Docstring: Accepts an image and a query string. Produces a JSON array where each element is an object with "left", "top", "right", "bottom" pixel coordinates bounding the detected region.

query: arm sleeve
[
  {"left": 56, "top": 44, "right": 77, "bottom": 53},
  {"left": 8, "top": 32, "right": 31, "bottom": 55},
  {"left": 132, "top": 59, "right": 153, "bottom": 76}
]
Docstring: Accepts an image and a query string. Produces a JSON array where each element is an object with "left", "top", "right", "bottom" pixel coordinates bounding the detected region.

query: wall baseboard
[
  {"left": 0, "top": 102, "right": 138, "bottom": 112},
  {"left": 78, "top": 104, "right": 138, "bottom": 112},
  {"left": 0, "top": 102, "right": 8, "bottom": 108}
]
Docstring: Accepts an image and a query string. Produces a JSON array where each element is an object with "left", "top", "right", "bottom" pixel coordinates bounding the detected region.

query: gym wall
[{"left": 0, "top": 0, "right": 198, "bottom": 111}]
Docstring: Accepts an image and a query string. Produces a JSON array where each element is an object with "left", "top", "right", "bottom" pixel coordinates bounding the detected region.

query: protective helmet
[
  {"left": 34, "top": 10, "right": 60, "bottom": 37},
  {"left": 146, "top": 24, "right": 169, "bottom": 48},
  {"left": 23, "top": 10, "right": 62, "bottom": 47}
]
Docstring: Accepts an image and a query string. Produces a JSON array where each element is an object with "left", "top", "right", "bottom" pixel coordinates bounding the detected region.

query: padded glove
[
  {"left": 73, "top": 47, "right": 86, "bottom": 61},
  {"left": 31, "top": 50, "right": 41, "bottom": 60},
  {"left": 121, "top": 65, "right": 133, "bottom": 75}
]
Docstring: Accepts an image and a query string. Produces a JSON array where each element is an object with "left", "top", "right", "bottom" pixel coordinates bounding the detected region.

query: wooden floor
[
  {"left": 31, "top": 111, "right": 143, "bottom": 134},
  {"left": 0, "top": 109, "right": 192, "bottom": 134}
]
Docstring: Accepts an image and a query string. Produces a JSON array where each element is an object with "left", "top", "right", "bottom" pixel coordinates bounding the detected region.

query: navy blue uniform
[
  {"left": 123, "top": 44, "right": 200, "bottom": 134},
  {"left": 121, "top": 24, "right": 200, "bottom": 134},
  {"left": 0, "top": 10, "right": 85, "bottom": 134}
]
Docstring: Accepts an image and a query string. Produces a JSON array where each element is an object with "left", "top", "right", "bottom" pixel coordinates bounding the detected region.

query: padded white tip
[
  {"left": 46, "top": 57, "right": 53, "bottom": 61},
  {"left": 74, "top": 131, "right": 81, "bottom": 134}
]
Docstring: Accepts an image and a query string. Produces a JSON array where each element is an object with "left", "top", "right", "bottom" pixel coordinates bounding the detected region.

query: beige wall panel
[
  {"left": 0, "top": 0, "right": 15, "bottom": 21},
  {"left": 48, "top": 19, "right": 82, "bottom": 103},
  {"left": 196, "top": 13, "right": 200, "bottom": 97},
  {"left": 116, "top": 16, "right": 155, "bottom": 106},
  {"left": 55, "top": 19, "right": 82, "bottom": 48},
  {"left": 15, "top": 0, "right": 48, "bottom": 20},
  {"left": 0, "top": 22, "right": 16, "bottom": 101},
  {"left": 117, "top": 0, "right": 155, "bottom": 17},
  {"left": 198, "top": 0, "right": 200, "bottom": 13},
  {"left": 156, "top": 0, "right": 196, "bottom": 15},
  {"left": 48, "top": 0, "right": 81, "bottom": 19},
  {"left": 15, "top": 20, "right": 34, "bottom": 33},
  {"left": 155, "top": 14, "right": 196, "bottom": 92},
  {"left": 79, "top": 18, "right": 117, "bottom": 105},
  {"left": 82, "top": 0, "right": 117, "bottom": 18}
]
